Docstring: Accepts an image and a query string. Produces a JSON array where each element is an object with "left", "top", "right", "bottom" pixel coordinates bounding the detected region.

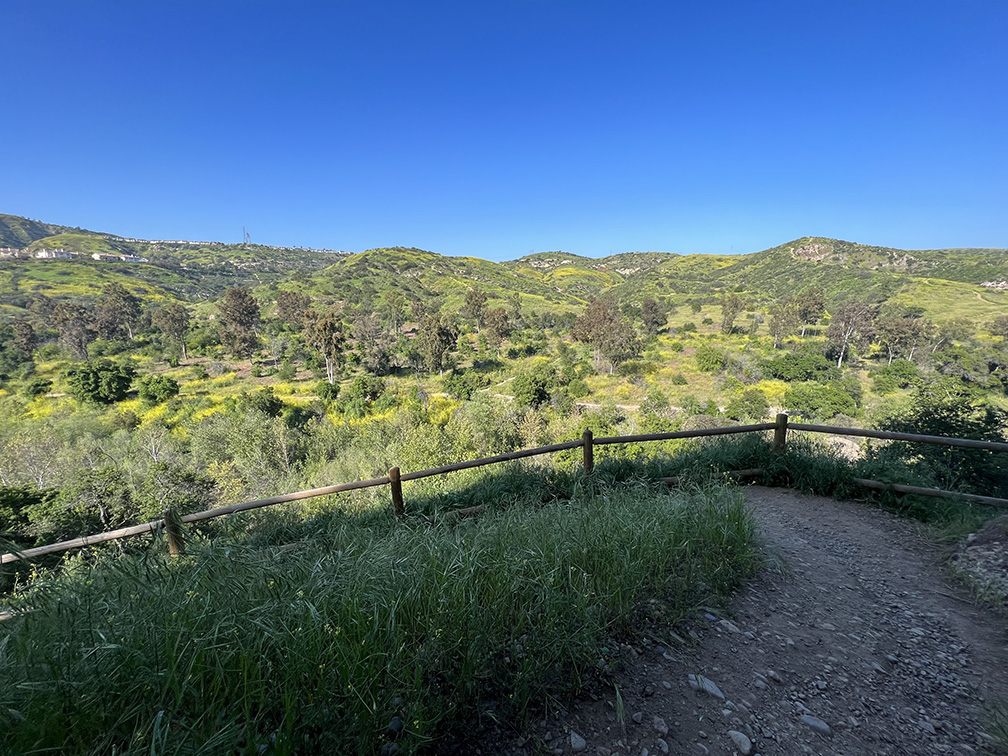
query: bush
[
  {"left": 680, "top": 322, "right": 697, "bottom": 333},
  {"left": 725, "top": 388, "right": 769, "bottom": 421},
  {"left": 276, "top": 361, "right": 297, "bottom": 381},
  {"left": 21, "top": 377, "right": 52, "bottom": 398},
  {"left": 640, "top": 389, "right": 670, "bottom": 416},
  {"left": 567, "top": 378, "right": 589, "bottom": 398},
  {"left": 316, "top": 380, "right": 340, "bottom": 404},
  {"left": 138, "top": 375, "right": 180, "bottom": 405},
  {"left": 668, "top": 341, "right": 684, "bottom": 352},
  {"left": 762, "top": 352, "right": 839, "bottom": 382},
  {"left": 694, "top": 343, "right": 726, "bottom": 372},
  {"left": 442, "top": 369, "right": 488, "bottom": 400},
  {"left": 784, "top": 381, "right": 857, "bottom": 420},
  {"left": 670, "top": 373, "right": 688, "bottom": 385},
  {"left": 64, "top": 360, "right": 136, "bottom": 404},
  {"left": 871, "top": 359, "right": 921, "bottom": 395},
  {"left": 701, "top": 317, "right": 714, "bottom": 325},
  {"left": 237, "top": 387, "right": 285, "bottom": 417},
  {"left": 513, "top": 368, "right": 555, "bottom": 408},
  {"left": 344, "top": 375, "right": 386, "bottom": 403}
]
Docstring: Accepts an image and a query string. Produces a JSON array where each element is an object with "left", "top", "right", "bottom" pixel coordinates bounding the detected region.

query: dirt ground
[{"left": 517, "top": 486, "right": 1008, "bottom": 756}]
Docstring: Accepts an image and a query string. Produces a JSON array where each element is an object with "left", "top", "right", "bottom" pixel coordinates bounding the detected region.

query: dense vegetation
[{"left": 1, "top": 212, "right": 1006, "bottom": 752}]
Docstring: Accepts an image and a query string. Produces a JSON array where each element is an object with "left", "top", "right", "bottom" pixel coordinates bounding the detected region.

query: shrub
[
  {"left": 237, "top": 387, "right": 285, "bottom": 417},
  {"left": 680, "top": 322, "right": 697, "bottom": 333},
  {"left": 762, "top": 352, "right": 839, "bottom": 382},
  {"left": 640, "top": 389, "right": 670, "bottom": 416},
  {"left": 21, "top": 377, "right": 52, "bottom": 398},
  {"left": 64, "top": 360, "right": 136, "bottom": 404},
  {"left": 701, "top": 317, "right": 714, "bottom": 325},
  {"left": 871, "top": 359, "right": 921, "bottom": 395},
  {"left": 344, "top": 375, "right": 386, "bottom": 403},
  {"left": 276, "top": 361, "right": 297, "bottom": 381},
  {"left": 784, "top": 381, "right": 857, "bottom": 420},
  {"left": 694, "top": 343, "right": 726, "bottom": 372},
  {"left": 442, "top": 369, "right": 488, "bottom": 400},
  {"left": 567, "top": 378, "right": 589, "bottom": 398},
  {"left": 670, "top": 373, "right": 688, "bottom": 385},
  {"left": 725, "top": 388, "right": 769, "bottom": 421},
  {"left": 668, "top": 341, "right": 684, "bottom": 352},
  {"left": 138, "top": 375, "right": 180, "bottom": 405},
  {"left": 513, "top": 368, "right": 555, "bottom": 408},
  {"left": 316, "top": 380, "right": 340, "bottom": 404}
]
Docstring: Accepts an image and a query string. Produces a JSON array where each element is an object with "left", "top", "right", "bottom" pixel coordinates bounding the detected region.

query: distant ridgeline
[{"left": 1, "top": 211, "right": 1007, "bottom": 315}]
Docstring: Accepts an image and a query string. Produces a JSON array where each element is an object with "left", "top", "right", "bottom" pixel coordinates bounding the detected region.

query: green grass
[{"left": 0, "top": 476, "right": 756, "bottom": 755}]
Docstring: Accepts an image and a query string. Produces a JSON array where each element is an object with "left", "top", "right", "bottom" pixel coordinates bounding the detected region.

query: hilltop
[{"left": 2, "top": 212, "right": 1006, "bottom": 315}]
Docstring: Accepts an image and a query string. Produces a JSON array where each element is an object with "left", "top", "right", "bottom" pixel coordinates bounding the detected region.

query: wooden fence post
[
  {"left": 163, "top": 509, "right": 185, "bottom": 557},
  {"left": 582, "top": 429, "right": 594, "bottom": 474},
  {"left": 389, "top": 466, "right": 405, "bottom": 518},
  {"left": 773, "top": 413, "right": 789, "bottom": 452}
]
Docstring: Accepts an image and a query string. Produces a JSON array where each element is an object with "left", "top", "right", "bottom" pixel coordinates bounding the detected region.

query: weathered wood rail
[{"left": 2, "top": 414, "right": 1006, "bottom": 565}]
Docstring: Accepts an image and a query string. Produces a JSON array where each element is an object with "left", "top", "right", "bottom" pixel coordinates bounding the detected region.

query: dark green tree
[
  {"left": 152, "top": 303, "right": 192, "bottom": 361},
  {"left": 65, "top": 360, "right": 136, "bottom": 403}
]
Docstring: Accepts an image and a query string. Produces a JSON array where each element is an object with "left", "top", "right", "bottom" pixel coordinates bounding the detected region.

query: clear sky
[{"left": 3, "top": 1, "right": 1006, "bottom": 260}]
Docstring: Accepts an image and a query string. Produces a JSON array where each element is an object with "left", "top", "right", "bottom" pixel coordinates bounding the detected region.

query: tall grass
[{"left": 0, "top": 479, "right": 756, "bottom": 755}]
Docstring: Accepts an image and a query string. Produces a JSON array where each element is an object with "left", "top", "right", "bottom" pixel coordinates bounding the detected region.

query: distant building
[
  {"left": 34, "top": 249, "right": 73, "bottom": 259},
  {"left": 0, "top": 247, "right": 22, "bottom": 258}
]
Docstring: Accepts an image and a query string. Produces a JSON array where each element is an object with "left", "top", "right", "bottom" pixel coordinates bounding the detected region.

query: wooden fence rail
[{"left": 3, "top": 414, "right": 1007, "bottom": 565}]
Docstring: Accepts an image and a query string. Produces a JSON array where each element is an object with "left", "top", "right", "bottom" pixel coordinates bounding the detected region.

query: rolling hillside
[{"left": 1, "top": 213, "right": 1005, "bottom": 323}]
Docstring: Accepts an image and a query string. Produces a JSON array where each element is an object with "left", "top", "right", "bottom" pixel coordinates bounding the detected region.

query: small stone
[
  {"left": 918, "top": 720, "right": 937, "bottom": 735},
  {"left": 698, "top": 730, "right": 707, "bottom": 738},
  {"left": 704, "top": 612, "right": 718, "bottom": 621},
  {"left": 380, "top": 744, "right": 399, "bottom": 756},
  {"left": 641, "top": 749, "right": 649, "bottom": 756},
  {"left": 662, "top": 681, "right": 672, "bottom": 690},
  {"left": 766, "top": 670, "right": 782, "bottom": 683},
  {"left": 656, "top": 738, "right": 669, "bottom": 754},
  {"left": 886, "top": 654, "right": 898, "bottom": 663},
  {"left": 688, "top": 674, "right": 725, "bottom": 700},
  {"left": 721, "top": 708, "right": 733, "bottom": 717},
  {"left": 800, "top": 714, "right": 832, "bottom": 736},
  {"left": 695, "top": 745, "right": 709, "bottom": 755},
  {"left": 718, "top": 619, "right": 741, "bottom": 633},
  {"left": 728, "top": 730, "right": 753, "bottom": 755},
  {"left": 571, "top": 731, "right": 587, "bottom": 752},
  {"left": 644, "top": 684, "right": 655, "bottom": 697},
  {"left": 820, "top": 622, "right": 837, "bottom": 631},
  {"left": 815, "top": 681, "right": 827, "bottom": 690},
  {"left": 744, "top": 631, "right": 755, "bottom": 640},
  {"left": 653, "top": 716, "right": 668, "bottom": 735},
  {"left": 871, "top": 662, "right": 887, "bottom": 674},
  {"left": 387, "top": 716, "right": 405, "bottom": 738},
  {"left": 632, "top": 712, "right": 644, "bottom": 724},
  {"left": 754, "top": 679, "right": 767, "bottom": 690}
]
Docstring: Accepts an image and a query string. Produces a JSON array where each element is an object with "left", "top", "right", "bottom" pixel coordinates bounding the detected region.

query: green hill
[
  {"left": 2, "top": 213, "right": 1006, "bottom": 325},
  {"left": 0, "top": 214, "right": 99, "bottom": 248}
]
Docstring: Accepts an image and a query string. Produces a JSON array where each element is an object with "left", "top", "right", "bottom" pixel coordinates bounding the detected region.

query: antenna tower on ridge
[{"left": 242, "top": 226, "right": 251, "bottom": 245}]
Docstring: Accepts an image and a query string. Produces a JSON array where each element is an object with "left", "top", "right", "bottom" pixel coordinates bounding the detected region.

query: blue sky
[{"left": 2, "top": 1, "right": 1006, "bottom": 260}]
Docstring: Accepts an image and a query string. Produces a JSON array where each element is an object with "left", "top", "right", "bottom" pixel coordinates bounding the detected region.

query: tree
[
  {"left": 462, "top": 288, "right": 489, "bottom": 332},
  {"left": 93, "top": 283, "right": 142, "bottom": 340},
  {"left": 826, "top": 301, "right": 878, "bottom": 368},
  {"left": 418, "top": 313, "right": 458, "bottom": 376},
  {"left": 52, "top": 302, "right": 96, "bottom": 360},
  {"left": 991, "top": 315, "right": 1008, "bottom": 340},
  {"left": 795, "top": 288, "right": 825, "bottom": 337},
  {"left": 640, "top": 298, "right": 666, "bottom": 337},
  {"left": 217, "top": 287, "right": 261, "bottom": 359},
  {"left": 597, "top": 318, "right": 641, "bottom": 373},
  {"left": 275, "top": 290, "right": 311, "bottom": 327},
  {"left": 138, "top": 374, "right": 180, "bottom": 404},
  {"left": 572, "top": 297, "right": 639, "bottom": 372},
  {"left": 483, "top": 307, "right": 512, "bottom": 356},
  {"left": 513, "top": 368, "right": 555, "bottom": 408},
  {"left": 378, "top": 290, "right": 407, "bottom": 335},
  {"left": 768, "top": 297, "right": 800, "bottom": 348},
  {"left": 11, "top": 320, "right": 36, "bottom": 355},
  {"left": 303, "top": 311, "right": 345, "bottom": 384},
  {"left": 65, "top": 360, "right": 136, "bottom": 403},
  {"left": 353, "top": 312, "right": 393, "bottom": 375},
  {"left": 930, "top": 318, "right": 973, "bottom": 354},
  {"left": 152, "top": 303, "right": 191, "bottom": 361},
  {"left": 876, "top": 312, "right": 931, "bottom": 364},
  {"left": 719, "top": 293, "right": 745, "bottom": 335}
]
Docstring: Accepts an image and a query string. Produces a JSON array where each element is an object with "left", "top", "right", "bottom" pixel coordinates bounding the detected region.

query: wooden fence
[{"left": 3, "top": 414, "right": 1007, "bottom": 565}]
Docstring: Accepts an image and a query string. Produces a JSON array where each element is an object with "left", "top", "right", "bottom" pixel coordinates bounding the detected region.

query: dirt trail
[{"left": 525, "top": 486, "right": 1008, "bottom": 756}]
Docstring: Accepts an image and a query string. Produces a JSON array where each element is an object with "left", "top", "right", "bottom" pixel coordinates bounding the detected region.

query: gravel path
[{"left": 525, "top": 486, "right": 1008, "bottom": 756}]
